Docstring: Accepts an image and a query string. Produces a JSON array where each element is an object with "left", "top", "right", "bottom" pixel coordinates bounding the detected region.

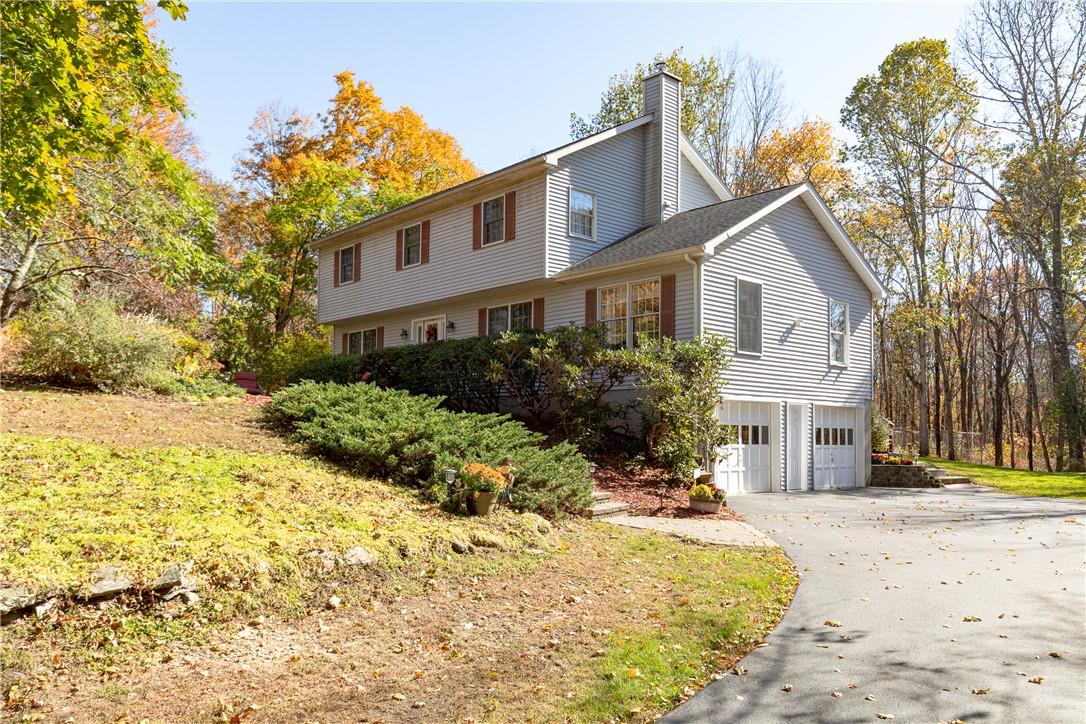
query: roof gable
[{"left": 556, "top": 183, "right": 887, "bottom": 300}]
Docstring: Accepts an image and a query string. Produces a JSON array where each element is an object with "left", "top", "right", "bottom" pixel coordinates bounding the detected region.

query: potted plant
[
  {"left": 460, "top": 463, "right": 506, "bottom": 515},
  {"left": 688, "top": 483, "right": 726, "bottom": 513}
]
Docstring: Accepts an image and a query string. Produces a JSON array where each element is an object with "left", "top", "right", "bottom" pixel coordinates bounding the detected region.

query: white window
[
  {"left": 487, "top": 301, "right": 533, "bottom": 336},
  {"left": 736, "top": 279, "right": 762, "bottom": 354},
  {"left": 829, "top": 300, "right": 849, "bottom": 366},
  {"left": 346, "top": 331, "right": 362, "bottom": 355},
  {"left": 362, "top": 328, "right": 377, "bottom": 354},
  {"left": 403, "top": 224, "right": 422, "bottom": 267},
  {"left": 413, "top": 315, "right": 444, "bottom": 344},
  {"left": 569, "top": 188, "right": 596, "bottom": 240},
  {"left": 482, "top": 196, "right": 504, "bottom": 245},
  {"left": 339, "top": 246, "right": 354, "bottom": 284},
  {"left": 598, "top": 279, "right": 660, "bottom": 349}
]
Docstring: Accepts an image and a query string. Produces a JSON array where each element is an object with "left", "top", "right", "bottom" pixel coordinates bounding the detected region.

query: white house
[{"left": 312, "top": 63, "right": 887, "bottom": 495}]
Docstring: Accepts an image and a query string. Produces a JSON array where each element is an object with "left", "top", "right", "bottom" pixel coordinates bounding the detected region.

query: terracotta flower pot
[
  {"left": 470, "top": 491, "right": 498, "bottom": 515},
  {"left": 689, "top": 497, "right": 724, "bottom": 514}
]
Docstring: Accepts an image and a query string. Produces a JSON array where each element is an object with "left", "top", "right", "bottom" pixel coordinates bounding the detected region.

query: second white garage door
[
  {"left": 813, "top": 405, "right": 858, "bottom": 489},
  {"left": 716, "top": 401, "right": 774, "bottom": 494}
]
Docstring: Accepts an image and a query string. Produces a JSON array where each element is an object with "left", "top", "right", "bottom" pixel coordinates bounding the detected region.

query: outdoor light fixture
[
  {"left": 446, "top": 319, "right": 455, "bottom": 332},
  {"left": 399, "top": 328, "right": 409, "bottom": 341},
  {"left": 793, "top": 317, "right": 804, "bottom": 328},
  {"left": 444, "top": 468, "right": 458, "bottom": 485}
]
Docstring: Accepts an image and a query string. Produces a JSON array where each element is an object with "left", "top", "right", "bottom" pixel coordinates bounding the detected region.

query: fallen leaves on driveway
[{"left": 824, "top": 620, "right": 843, "bottom": 627}]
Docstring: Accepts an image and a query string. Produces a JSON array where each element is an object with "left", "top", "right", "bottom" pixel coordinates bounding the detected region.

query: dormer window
[
  {"left": 339, "top": 246, "right": 354, "bottom": 284},
  {"left": 482, "top": 196, "right": 505, "bottom": 245},
  {"left": 402, "top": 223, "right": 422, "bottom": 267},
  {"left": 569, "top": 188, "right": 596, "bottom": 240}
]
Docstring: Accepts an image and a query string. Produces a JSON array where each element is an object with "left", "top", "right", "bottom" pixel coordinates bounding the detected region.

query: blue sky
[{"left": 157, "top": 1, "right": 970, "bottom": 181}]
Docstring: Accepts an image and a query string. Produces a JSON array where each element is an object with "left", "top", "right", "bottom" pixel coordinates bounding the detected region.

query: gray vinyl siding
[
  {"left": 679, "top": 154, "right": 720, "bottom": 211},
  {"left": 659, "top": 77, "right": 680, "bottom": 221},
  {"left": 545, "top": 129, "right": 646, "bottom": 276},
  {"left": 642, "top": 77, "right": 661, "bottom": 227},
  {"left": 703, "top": 198, "right": 874, "bottom": 405},
  {"left": 317, "top": 175, "right": 546, "bottom": 325},
  {"left": 332, "top": 260, "right": 695, "bottom": 352}
]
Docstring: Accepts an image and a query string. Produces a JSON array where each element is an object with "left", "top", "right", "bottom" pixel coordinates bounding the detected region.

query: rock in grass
[
  {"left": 87, "top": 564, "right": 133, "bottom": 599},
  {"left": 343, "top": 546, "right": 375, "bottom": 567},
  {"left": 1, "top": 587, "right": 45, "bottom": 622},
  {"left": 469, "top": 531, "right": 508, "bottom": 550},
  {"left": 152, "top": 561, "right": 195, "bottom": 593},
  {"left": 450, "top": 538, "right": 474, "bottom": 555}
]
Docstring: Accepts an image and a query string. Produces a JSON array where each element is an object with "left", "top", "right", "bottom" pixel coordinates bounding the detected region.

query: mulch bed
[{"left": 593, "top": 460, "right": 742, "bottom": 521}]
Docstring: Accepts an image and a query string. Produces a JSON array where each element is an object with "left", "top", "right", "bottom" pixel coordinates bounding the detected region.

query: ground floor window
[
  {"left": 487, "top": 301, "right": 533, "bottom": 335},
  {"left": 598, "top": 278, "right": 660, "bottom": 348},
  {"left": 362, "top": 328, "right": 377, "bottom": 354},
  {"left": 346, "top": 331, "right": 361, "bottom": 355}
]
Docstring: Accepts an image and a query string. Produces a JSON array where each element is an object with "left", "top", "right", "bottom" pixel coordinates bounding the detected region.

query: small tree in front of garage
[{"left": 628, "top": 334, "right": 734, "bottom": 483}]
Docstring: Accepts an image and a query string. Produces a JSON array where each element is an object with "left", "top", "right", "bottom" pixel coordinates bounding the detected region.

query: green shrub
[
  {"left": 871, "top": 410, "right": 891, "bottom": 452},
  {"left": 267, "top": 381, "right": 593, "bottom": 518},
  {"left": 288, "top": 353, "right": 362, "bottom": 386},
  {"left": 629, "top": 334, "right": 733, "bottom": 482},
  {"left": 18, "top": 297, "right": 178, "bottom": 392},
  {"left": 256, "top": 333, "right": 331, "bottom": 392}
]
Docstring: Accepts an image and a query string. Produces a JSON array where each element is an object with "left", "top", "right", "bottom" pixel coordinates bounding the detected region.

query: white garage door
[
  {"left": 716, "top": 401, "right": 773, "bottom": 494},
  {"left": 814, "top": 406, "right": 857, "bottom": 489}
]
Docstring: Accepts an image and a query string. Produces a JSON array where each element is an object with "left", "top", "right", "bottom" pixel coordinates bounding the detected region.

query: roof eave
[{"left": 552, "top": 246, "right": 708, "bottom": 282}]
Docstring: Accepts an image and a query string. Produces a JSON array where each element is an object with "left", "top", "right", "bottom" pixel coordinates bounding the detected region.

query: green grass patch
[
  {"left": 1, "top": 433, "right": 558, "bottom": 667},
  {"left": 559, "top": 536, "right": 796, "bottom": 721},
  {"left": 923, "top": 457, "right": 1086, "bottom": 499}
]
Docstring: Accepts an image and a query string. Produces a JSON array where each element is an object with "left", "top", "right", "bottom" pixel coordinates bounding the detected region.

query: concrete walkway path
[
  {"left": 663, "top": 488, "right": 1086, "bottom": 723},
  {"left": 604, "top": 514, "right": 779, "bottom": 547}
]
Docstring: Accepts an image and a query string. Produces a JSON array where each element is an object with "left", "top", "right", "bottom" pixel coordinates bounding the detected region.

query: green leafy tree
[
  {"left": 841, "top": 38, "right": 978, "bottom": 457},
  {"left": 628, "top": 334, "right": 733, "bottom": 482},
  {"left": 0, "top": 0, "right": 215, "bottom": 325}
]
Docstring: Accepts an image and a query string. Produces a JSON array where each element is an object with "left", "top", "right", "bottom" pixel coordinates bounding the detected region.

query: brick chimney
[{"left": 642, "top": 62, "right": 681, "bottom": 225}]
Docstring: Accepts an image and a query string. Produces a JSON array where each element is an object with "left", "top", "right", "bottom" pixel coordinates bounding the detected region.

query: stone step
[
  {"left": 923, "top": 468, "right": 948, "bottom": 476},
  {"left": 591, "top": 489, "right": 613, "bottom": 503},
  {"left": 931, "top": 475, "right": 972, "bottom": 485},
  {"left": 589, "top": 501, "right": 630, "bottom": 519}
]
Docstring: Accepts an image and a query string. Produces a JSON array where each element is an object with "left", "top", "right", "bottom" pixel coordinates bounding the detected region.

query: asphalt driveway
[{"left": 664, "top": 487, "right": 1086, "bottom": 723}]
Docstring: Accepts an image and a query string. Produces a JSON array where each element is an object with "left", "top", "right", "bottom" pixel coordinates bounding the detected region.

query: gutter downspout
[{"left": 683, "top": 252, "right": 702, "bottom": 338}]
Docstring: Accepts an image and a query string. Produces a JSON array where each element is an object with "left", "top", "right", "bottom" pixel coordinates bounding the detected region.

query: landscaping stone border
[{"left": 870, "top": 464, "right": 942, "bottom": 488}]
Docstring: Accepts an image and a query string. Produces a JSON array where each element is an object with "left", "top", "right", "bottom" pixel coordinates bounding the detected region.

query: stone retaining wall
[{"left": 870, "top": 464, "right": 940, "bottom": 488}]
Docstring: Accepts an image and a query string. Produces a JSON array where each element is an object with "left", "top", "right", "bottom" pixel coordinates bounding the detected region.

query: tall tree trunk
[{"left": 0, "top": 233, "right": 40, "bottom": 325}]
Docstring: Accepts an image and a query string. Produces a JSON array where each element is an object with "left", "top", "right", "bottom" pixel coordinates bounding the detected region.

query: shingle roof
[{"left": 562, "top": 184, "right": 802, "bottom": 273}]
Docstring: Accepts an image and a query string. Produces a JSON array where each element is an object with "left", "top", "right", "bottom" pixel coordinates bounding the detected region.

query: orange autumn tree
[
  {"left": 747, "top": 118, "right": 851, "bottom": 201},
  {"left": 214, "top": 73, "right": 479, "bottom": 374},
  {"left": 320, "top": 71, "right": 479, "bottom": 194}
]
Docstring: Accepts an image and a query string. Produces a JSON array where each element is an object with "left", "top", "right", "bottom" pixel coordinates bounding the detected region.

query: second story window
[
  {"left": 339, "top": 246, "right": 354, "bottom": 284},
  {"left": 403, "top": 224, "right": 422, "bottom": 266},
  {"left": 829, "top": 300, "right": 849, "bottom": 366},
  {"left": 569, "top": 188, "right": 596, "bottom": 240},
  {"left": 483, "top": 197, "right": 505, "bottom": 245},
  {"left": 736, "top": 279, "right": 762, "bottom": 354}
]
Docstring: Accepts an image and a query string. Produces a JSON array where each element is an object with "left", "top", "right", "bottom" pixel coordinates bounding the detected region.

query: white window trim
[
  {"left": 486, "top": 300, "right": 534, "bottom": 335},
  {"left": 345, "top": 330, "right": 362, "bottom": 355},
  {"left": 481, "top": 195, "right": 505, "bottom": 246},
  {"left": 411, "top": 314, "right": 446, "bottom": 344},
  {"left": 735, "top": 276, "right": 763, "bottom": 357},
  {"left": 338, "top": 245, "right": 356, "bottom": 285},
  {"left": 568, "top": 187, "right": 597, "bottom": 241},
  {"left": 361, "top": 327, "right": 378, "bottom": 354},
  {"left": 597, "top": 277, "right": 661, "bottom": 349},
  {"left": 402, "top": 222, "right": 423, "bottom": 268},
  {"left": 828, "top": 300, "right": 849, "bottom": 368}
]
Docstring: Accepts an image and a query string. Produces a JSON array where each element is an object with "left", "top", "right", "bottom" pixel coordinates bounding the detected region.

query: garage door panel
[
  {"left": 716, "top": 401, "right": 773, "bottom": 494},
  {"left": 814, "top": 406, "right": 857, "bottom": 490}
]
